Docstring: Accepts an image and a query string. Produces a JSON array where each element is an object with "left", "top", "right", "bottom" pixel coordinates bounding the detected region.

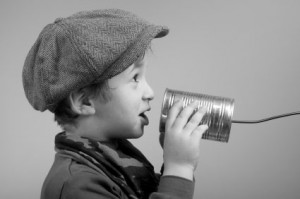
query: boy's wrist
[{"left": 162, "top": 163, "right": 194, "bottom": 181}]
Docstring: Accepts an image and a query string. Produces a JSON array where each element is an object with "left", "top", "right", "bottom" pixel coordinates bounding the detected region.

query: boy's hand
[{"left": 162, "top": 100, "right": 208, "bottom": 181}]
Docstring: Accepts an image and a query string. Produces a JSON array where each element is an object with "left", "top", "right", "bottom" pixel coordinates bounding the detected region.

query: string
[{"left": 232, "top": 111, "right": 300, "bottom": 124}]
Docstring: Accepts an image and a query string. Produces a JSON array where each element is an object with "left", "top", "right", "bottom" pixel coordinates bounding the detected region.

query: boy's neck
[{"left": 65, "top": 117, "right": 109, "bottom": 141}]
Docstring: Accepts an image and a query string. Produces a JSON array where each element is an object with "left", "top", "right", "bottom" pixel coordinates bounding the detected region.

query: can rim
[{"left": 159, "top": 88, "right": 171, "bottom": 132}]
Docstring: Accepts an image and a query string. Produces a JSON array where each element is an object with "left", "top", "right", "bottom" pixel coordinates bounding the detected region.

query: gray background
[{"left": 1, "top": 0, "right": 300, "bottom": 198}]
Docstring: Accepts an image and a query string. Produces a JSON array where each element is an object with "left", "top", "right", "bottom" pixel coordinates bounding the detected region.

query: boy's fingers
[
  {"left": 184, "top": 107, "right": 207, "bottom": 134},
  {"left": 171, "top": 101, "right": 199, "bottom": 131},
  {"left": 192, "top": 124, "right": 209, "bottom": 140},
  {"left": 165, "top": 100, "right": 183, "bottom": 130}
]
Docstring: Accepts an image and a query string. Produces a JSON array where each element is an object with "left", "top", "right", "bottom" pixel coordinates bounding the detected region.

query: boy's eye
[{"left": 133, "top": 74, "right": 139, "bottom": 82}]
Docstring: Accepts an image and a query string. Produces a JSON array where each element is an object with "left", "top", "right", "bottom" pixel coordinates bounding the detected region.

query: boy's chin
[
  {"left": 110, "top": 129, "right": 144, "bottom": 140},
  {"left": 128, "top": 132, "right": 144, "bottom": 139},
  {"left": 126, "top": 130, "right": 144, "bottom": 139}
]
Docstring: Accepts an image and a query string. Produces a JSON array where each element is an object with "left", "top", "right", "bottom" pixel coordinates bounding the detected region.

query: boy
[{"left": 22, "top": 9, "right": 208, "bottom": 199}]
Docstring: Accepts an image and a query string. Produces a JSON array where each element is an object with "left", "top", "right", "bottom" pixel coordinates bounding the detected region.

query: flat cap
[{"left": 22, "top": 9, "right": 169, "bottom": 112}]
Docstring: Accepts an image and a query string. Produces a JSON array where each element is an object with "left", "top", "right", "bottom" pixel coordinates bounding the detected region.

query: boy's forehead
[
  {"left": 127, "top": 60, "right": 146, "bottom": 74},
  {"left": 111, "top": 57, "right": 147, "bottom": 79},
  {"left": 135, "top": 55, "right": 147, "bottom": 66},
  {"left": 124, "top": 55, "right": 148, "bottom": 72}
]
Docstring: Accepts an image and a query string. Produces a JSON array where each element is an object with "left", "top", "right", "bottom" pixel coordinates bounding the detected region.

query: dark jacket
[{"left": 41, "top": 141, "right": 195, "bottom": 199}]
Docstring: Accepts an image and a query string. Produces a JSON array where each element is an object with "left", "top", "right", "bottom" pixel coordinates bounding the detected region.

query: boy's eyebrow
[
  {"left": 128, "top": 64, "right": 139, "bottom": 74},
  {"left": 130, "top": 59, "right": 144, "bottom": 72}
]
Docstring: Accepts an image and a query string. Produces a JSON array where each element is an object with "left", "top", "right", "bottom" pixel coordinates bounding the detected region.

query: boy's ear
[{"left": 69, "top": 90, "right": 96, "bottom": 115}]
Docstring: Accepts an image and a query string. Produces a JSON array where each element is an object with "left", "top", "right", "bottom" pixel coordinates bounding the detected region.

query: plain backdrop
[{"left": 1, "top": 0, "right": 300, "bottom": 199}]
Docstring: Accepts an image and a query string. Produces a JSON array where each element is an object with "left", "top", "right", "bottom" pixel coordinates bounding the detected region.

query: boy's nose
[{"left": 143, "top": 81, "right": 154, "bottom": 101}]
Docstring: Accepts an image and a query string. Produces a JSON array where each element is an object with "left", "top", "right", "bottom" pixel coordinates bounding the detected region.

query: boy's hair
[
  {"left": 22, "top": 9, "right": 168, "bottom": 113},
  {"left": 54, "top": 80, "right": 111, "bottom": 127}
]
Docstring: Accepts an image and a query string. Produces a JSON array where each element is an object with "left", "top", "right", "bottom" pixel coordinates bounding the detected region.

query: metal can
[{"left": 159, "top": 88, "right": 235, "bottom": 143}]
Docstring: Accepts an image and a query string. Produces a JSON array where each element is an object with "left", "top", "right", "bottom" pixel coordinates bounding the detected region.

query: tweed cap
[{"left": 22, "top": 9, "right": 169, "bottom": 112}]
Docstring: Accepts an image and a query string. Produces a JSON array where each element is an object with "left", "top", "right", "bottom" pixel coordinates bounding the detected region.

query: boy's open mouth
[{"left": 139, "top": 113, "right": 149, "bottom": 125}]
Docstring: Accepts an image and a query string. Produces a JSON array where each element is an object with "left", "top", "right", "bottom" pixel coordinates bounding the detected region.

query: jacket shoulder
[{"left": 41, "top": 153, "right": 125, "bottom": 199}]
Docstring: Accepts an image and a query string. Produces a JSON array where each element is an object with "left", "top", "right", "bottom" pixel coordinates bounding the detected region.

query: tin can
[{"left": 159, "top": 88, "right": 235, "bottom": 143}]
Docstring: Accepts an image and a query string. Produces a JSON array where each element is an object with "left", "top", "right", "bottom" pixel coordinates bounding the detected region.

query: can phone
[{"left": 160, "top": 88, "right": 300, "bottom": 143}]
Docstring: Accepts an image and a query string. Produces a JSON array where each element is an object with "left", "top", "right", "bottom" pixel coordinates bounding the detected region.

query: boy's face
[{"left": 92, "top": 55, "right": 154, "bottom": 140}]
